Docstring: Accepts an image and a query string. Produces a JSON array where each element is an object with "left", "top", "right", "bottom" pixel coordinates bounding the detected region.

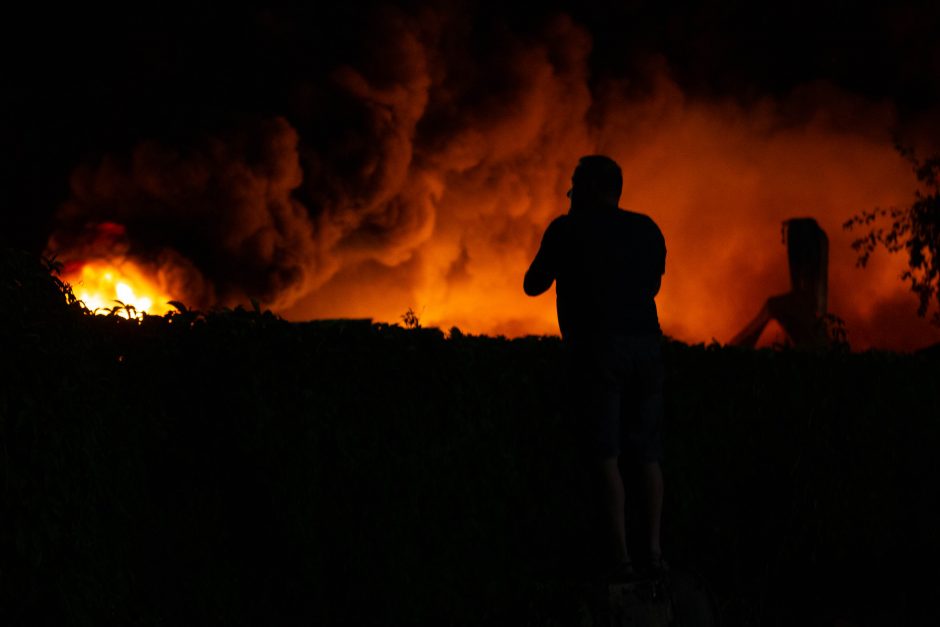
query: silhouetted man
[{"left": 524, "top": 155, "right": 667, "bottom": 581}]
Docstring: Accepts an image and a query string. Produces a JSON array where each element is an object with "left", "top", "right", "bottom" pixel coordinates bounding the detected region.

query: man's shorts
[{"left": 564, "top": 334, "right": 664, "bottom": 462}]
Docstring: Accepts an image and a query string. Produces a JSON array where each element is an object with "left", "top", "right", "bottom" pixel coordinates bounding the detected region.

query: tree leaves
[{"left": 845, "top": 143, "right": 940, "bottom": 324}]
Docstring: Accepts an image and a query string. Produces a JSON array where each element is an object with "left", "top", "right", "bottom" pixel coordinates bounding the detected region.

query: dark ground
[{"left": 2, "top": 249, "right": 939, "bottom": 626}]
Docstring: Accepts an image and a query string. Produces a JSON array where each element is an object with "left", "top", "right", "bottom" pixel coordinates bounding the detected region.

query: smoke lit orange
[{"left": 43, "top": 15, "right": 940, "bottom": 350}]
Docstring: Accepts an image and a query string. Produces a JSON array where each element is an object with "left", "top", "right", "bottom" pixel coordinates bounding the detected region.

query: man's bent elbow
[{"left": 523, "top": 271, "right": 551, "bottom": 296}]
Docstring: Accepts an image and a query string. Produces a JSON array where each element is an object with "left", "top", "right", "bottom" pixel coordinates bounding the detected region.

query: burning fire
[{"left": 63, "top": 259, "right": 176, "bottom": 319}]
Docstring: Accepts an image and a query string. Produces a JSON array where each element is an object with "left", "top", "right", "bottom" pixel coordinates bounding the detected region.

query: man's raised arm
[{"left": 524, "top": 218, "right": 563, "bottom": 296}]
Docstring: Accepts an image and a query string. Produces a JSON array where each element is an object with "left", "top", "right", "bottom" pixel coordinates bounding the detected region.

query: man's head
[{"left": 568, "top": 155, "right": 622, "bottom": 211}]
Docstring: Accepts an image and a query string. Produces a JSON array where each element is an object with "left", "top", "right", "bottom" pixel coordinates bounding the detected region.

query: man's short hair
[{"left": 572, "top": 155, "right": 623, "bottom": 199}]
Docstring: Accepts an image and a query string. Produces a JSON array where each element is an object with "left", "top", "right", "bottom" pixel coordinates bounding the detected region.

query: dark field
[{"left": 3, "top": 249, "right": 939, "bottom": 626}]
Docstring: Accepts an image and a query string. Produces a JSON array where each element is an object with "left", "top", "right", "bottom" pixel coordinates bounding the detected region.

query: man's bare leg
[
  {"left": 642, "top": 461, "right": 664, "bottom": 561},
  {"left": 601, "top": 457, "right": 629, "bottom": 565}
]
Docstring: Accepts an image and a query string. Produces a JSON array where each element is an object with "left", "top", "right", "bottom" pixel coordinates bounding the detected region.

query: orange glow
[
  {"left": 45, "top": 16, "right": 940, "bottom": 350},
  {"left": 62, "top": 259, "right": 176, "bottom": 319},
  {"left": 281, "top": 79, "right": 940, "bottom": 352}
]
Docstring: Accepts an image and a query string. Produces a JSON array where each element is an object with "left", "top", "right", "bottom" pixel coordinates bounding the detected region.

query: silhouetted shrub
[{"left": 2, "top": 250, "right": 938, "bottom": 626}]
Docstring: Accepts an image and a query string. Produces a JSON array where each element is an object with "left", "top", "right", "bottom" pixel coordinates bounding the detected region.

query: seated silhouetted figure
[
  {"left": 524, "top": 155, "right": 667, "bottom": 582},
  {"left": 731, "top": 218, "right": 829, "bottom": 348}
]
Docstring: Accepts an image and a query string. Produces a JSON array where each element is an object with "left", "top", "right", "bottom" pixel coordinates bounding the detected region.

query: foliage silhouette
[
  {"left": 2, "top": 248, "right": 938, "bottom": 627},
  {"left": 401, "top": 307, "right": 422, "bottom": 329},
  {"left": 845, "top": 143, "right": 940, "bottom": 324}
]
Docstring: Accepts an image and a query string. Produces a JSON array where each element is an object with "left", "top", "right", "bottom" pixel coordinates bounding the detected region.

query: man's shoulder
[
  {"left": 617, "top": 209, "right": 663, "bottom": 233},
  {"left": 617, "top": 208, "right": 656, "bottom": 224},
  {"left": 548, "top": 213, "right": 571, "bottom": 227},
  {"left": 545, "top": 214, "right": 572, "bottom": 237}
]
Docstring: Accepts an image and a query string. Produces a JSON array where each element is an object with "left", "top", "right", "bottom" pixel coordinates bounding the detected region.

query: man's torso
[{"left": 549, "top": 207, "right": 666, "bottom": 340}]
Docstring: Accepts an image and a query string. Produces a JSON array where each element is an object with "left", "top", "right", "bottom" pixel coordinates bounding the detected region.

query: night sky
[{"left": 4, "top": 2, "right": 939, "bottom": 348}]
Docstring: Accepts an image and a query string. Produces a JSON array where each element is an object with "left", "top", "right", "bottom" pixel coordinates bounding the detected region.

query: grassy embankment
[{"left": 2, "top": 248, "right": 938, "bottom": 626}]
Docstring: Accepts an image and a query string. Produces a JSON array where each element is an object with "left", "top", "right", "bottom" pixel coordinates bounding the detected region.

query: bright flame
[{"left": 63, "top": 260, "right": 175, "bottom": 318}]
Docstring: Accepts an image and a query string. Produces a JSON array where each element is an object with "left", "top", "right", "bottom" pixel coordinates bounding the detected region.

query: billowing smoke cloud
[
  {"left": 49, "top": 118, "right": 321, "bottom": 309},
  {"left": 46, "top": 7, "right": 940, "bottom": 350}
]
